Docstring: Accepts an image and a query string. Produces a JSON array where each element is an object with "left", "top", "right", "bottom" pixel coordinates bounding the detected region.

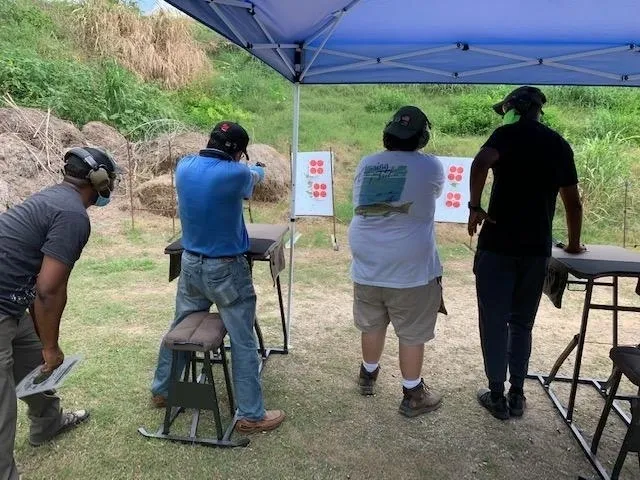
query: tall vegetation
[
  {"left": 1, "top": 0, "right": 639, "bottom": 243},
  {"left": 73, "top": 0, "right": 210, "bottom": 89}
]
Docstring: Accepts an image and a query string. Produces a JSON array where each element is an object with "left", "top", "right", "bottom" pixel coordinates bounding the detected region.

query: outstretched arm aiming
[
  {"left": 468, "top": 147, "right": 498, "bottom": 236},
  {"left": 559, "top": 185, "right": 585, "bottom": 253},
  {"left": 33, "top": 255, "right": 72, "bottom": 373}
]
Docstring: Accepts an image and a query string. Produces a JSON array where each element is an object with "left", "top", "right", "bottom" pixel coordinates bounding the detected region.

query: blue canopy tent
[{"left": 164, "top": 0, "right": 640, "bottom": 338}]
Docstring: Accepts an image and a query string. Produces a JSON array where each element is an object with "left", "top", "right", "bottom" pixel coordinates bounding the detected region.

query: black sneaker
[
  {"left": 358, "top": 364, "right": 380, "bottom": 395},
  {"left": 477, "top": 388, "right": 510, "bottom": 420},
  {"left": 507, "top": 391, "right": 526, "bottom": 417}
]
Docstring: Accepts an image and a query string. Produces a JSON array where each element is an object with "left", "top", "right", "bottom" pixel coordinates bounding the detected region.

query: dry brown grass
[
  {"left": 134, "top": 174, "right": 176, "bottom": 217},
  {"left": 248, "top": 144, "right": 291, "bottom": 202},
  {"left": 72, "top": 0, "right": 210, "bottom": 89}
]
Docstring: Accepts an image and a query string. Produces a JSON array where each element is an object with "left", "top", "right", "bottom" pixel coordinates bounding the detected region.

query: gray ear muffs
[{"left": 65, "top": 147, "right": 111, "bottom": 193}]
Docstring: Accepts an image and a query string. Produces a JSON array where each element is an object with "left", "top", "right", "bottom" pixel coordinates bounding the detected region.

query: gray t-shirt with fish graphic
[{"left": 349, "top": 150, "right": 444, "bottom": 288}]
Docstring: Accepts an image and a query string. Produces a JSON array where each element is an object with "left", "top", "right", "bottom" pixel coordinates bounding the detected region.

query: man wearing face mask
[
  {"left": 150, "top": 121, "right": 285, "bottom": 434},
  {"left": 0, "top": 147, "right": 119, "bottom": 479},
  {"left": 468, "top": 86, "right": 585, "bottom": 420}
]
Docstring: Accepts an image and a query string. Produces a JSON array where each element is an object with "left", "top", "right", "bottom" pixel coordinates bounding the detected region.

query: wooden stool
[
  {"left": 138, "top": 312, "right": 249, "bottom": 447},
  {"left": 591, "top": 345, "right": 640, "bottom": 479}
]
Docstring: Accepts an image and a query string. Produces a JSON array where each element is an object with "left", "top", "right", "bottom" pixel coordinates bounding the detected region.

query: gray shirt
[{"left": 0, "top": 183, "right": 90, "bottom": 318}]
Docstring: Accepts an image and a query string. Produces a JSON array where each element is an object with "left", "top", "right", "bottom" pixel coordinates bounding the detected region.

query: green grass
[
  {"left": 16, "top": 218, "right": 639, "bottom": 480},
  {"left": 80, "top": 257, "right": 157, "bottom": 275}
]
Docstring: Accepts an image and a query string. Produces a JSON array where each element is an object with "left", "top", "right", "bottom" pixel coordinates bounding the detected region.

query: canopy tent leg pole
[{"left": 286, "top": 82, "right": 301, "bottom": 348}]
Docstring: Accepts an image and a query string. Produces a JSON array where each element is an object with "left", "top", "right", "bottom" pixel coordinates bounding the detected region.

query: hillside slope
[{"left": 1, "top": 0, "right": 639, "bottom": 242}]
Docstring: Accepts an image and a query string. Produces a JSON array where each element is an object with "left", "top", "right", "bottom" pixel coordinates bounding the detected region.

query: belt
[{"left": 185, "top": 250, "right": 238, "bottom": 261}]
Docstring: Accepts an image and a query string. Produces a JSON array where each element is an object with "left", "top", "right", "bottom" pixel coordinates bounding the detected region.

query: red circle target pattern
[
  {"left": 446, "top": 191, "right": 462, "bottom": 208},
  {"left": 312, "top": 183, "right": 327, "bottom": 199}
]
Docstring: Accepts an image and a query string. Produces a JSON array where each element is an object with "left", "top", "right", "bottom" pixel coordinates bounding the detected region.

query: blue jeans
[
  {"left": 151, "top": 252, "right": 265, "bottom": 421},
  {"left": 473, "top": 250, "right": 548, "bottom": 394}
]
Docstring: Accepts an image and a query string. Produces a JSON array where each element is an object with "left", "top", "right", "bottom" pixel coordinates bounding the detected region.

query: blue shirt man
[
  {"left": 177, "top": 152, "right": 263, "bottom": 258},
  {"left": 150, "top": 121, "right": 285, "bottom": 434}
]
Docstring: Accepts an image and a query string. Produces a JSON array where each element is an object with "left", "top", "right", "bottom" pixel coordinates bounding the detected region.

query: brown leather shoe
[
  {"left": 151, "top": 395, "right": 166, "bottom": 408},
  {"left": 236, "top": 410, "right": 285, "bottom": 433},
  {"left": 399, "top": 380, "right": 442, "bottom": 417}
]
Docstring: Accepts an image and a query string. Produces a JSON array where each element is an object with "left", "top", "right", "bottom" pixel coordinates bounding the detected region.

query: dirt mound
[
  {"left": 0, "top": 132, "right": 56, "bottom": 210},
  {"left": 248, "top": 144, "right": 290, "bottom": 202},
  {"left": 0, "top": 179, "right": 10, "bottom": 210},
  {"left": 134, "top": 131, "right": 207, "bottom": 178},
  {"left": 135, "top": 174, "right": 176, "bottom": 217},
  {"left": 81, "top": 121, "right": 128, "bottom": 156},
  {"left": 0, "top": 107, "right": 85, "bottom": 150}
]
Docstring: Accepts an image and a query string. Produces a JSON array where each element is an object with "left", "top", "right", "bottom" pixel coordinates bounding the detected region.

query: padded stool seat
[
  {"left": 138, "top": 311, "right": 248, "bottom": 447},
  {"left": 163, "top": 312, "right": 226, "bottom": 352},
  {"left": 610, "top": 346, "right": 640, "bottom": 386}
]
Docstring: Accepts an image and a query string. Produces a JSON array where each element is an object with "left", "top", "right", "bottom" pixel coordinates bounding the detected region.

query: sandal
[{"left": 30, "top": 410, "right": 90, "bottom": 447}]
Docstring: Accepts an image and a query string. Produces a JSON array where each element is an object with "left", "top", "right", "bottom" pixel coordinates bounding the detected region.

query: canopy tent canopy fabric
[{"left": 166, "top": 0, "right": 640, "bottom": 86}]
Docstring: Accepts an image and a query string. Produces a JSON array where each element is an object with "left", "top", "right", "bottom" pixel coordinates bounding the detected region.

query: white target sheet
[
  {"left": 293, "top": 151, "right": 334, "bottom": 217},
  {"left": 434, "top": 156, "right": 472, "bottom": 224}
]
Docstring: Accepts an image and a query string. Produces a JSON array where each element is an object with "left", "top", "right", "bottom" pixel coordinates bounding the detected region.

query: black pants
[{"left": 474, "top": 250, "right": 549, "bottom": 394}]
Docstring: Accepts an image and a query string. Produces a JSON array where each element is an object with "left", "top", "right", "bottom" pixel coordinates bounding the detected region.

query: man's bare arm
[
  {"left": 34, "top": 255, "right": 71, "bottom": 371},
  {"left": 559, "top": 185, "right": 584, "bottom": 253},
  {"left": 469, "top": 147, "right": 498, "bottom": 207},
  {"left": 468, "top": 147, "right": 499, "bottom": 236}
]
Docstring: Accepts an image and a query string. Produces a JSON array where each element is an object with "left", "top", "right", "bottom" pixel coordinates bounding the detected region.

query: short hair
[
  {"left": 63, "top": 158, "right": 90, "bottom": 180},
  {"left": 383, "top": 132, "right": 421, "bottom": 152},
  {"left": 206, "top": 136, "right": 233, "bottom": 153},
  {"left": 63, "top": 147, "right": 117, "bottom": 181}
]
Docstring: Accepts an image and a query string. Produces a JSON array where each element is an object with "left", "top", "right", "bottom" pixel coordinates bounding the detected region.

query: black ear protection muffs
[
  {"left": 64, "top": 147, "right": 112, "bottom": 193},
  {"left": 383, "top": 114, "right": 432, "bottom": 149},
  {"left": 417, "top": 115, "right": 432, "bottom": 149}
]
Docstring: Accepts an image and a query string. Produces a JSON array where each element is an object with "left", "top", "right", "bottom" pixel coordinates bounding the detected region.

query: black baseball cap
[
  {"left": 492, "top": 86, "right": 547, "bottom": 115},
  {"left": 208, "top": 121, "right": 250, "bottom": 156},
  {"left": 383, "top": 106, "right": 431, "bottom": 140}
]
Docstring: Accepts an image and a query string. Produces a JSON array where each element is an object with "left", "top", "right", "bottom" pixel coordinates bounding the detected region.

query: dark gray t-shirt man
[
  {"left": 0, "top": 184, "right": 90, "bottom": 318},
  {"left": 0, "top": 146, "right": 118, "bottom": 480}
]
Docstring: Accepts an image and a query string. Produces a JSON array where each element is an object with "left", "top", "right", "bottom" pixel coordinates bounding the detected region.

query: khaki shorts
[{"left": 353, "top": 278, "right": 443, "bottom": 345}]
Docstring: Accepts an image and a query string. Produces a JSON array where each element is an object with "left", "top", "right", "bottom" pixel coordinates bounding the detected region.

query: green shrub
[
  {"left": 364, "top": 88, "right": 411, "bottom": 113},
  {"left": 573, "top": 132, "right": 635, "bottom": 225},
  {"left": 99, "top": 60, "right": 178, "bottom": 134},
  {"left": 539, "top": 106, "right": 567, "bottom": 133},
  {"left": 588, "top": 110, "right": 640, "bottom": 142},
  {"left": 439, "top": 94, "right": 498, "bottom": 136},
  {"left": 546, "top": 86, "right": 640, "bottom": 113},
  {"left": 175, "top": 90, "right": 252, "bottom": 130},
  {"left": 211, "top": 51, "right": 288, "bottom": 111},
  {"left": 0, "top": 50, "right": 177, "bottom": 136}
]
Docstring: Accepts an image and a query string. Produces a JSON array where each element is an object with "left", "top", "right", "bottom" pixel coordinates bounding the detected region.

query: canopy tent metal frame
[
  {"left": 181, "top": 0, "right": 640, "bottom": 86},
  {"left": 164, "top": 0, "right": 640, "bottom": 338},
  {"left": 179, "top": 0, "right": 640, "bottom": 342}
]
